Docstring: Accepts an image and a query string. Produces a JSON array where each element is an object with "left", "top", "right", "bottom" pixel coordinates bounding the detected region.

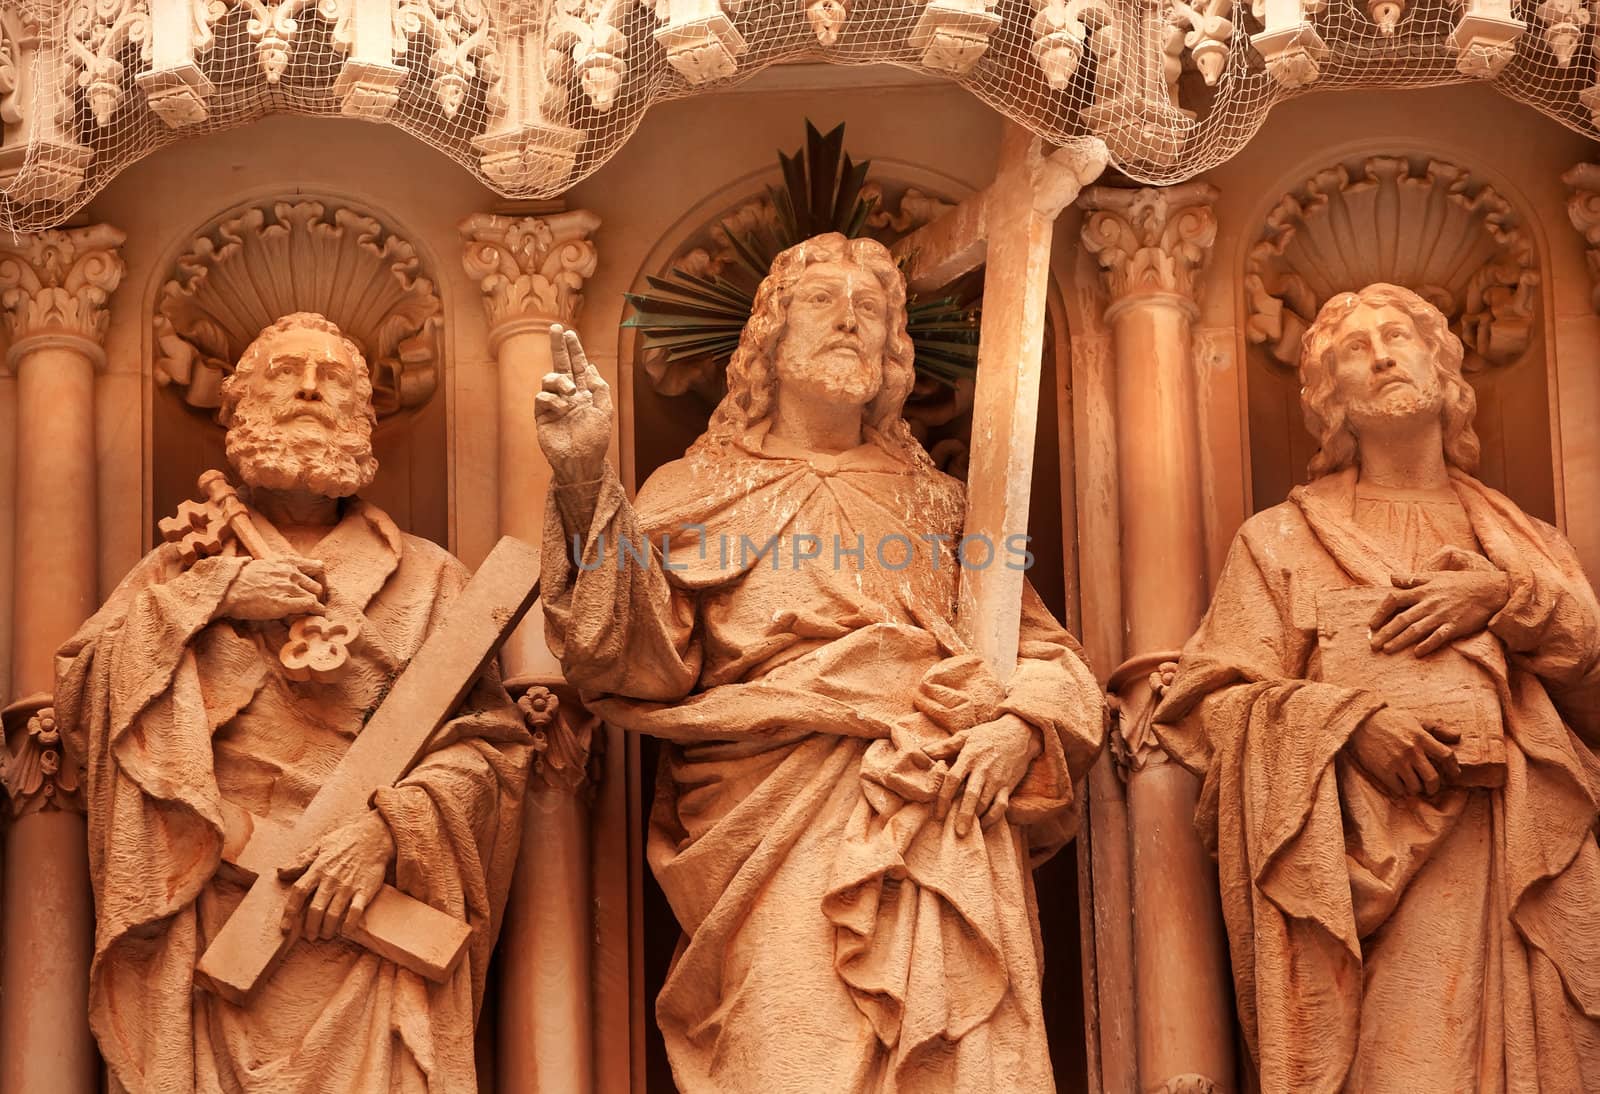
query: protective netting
[{"left": 0, "top": 0, "right": 1595, "bottom": 232}]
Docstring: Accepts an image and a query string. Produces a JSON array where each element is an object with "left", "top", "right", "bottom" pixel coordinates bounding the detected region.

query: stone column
[
  {"left": 0, "top": 225, "right": 126, "bottom": 1094},
  {"left": 460, "top": 210, "right": 602, "bottom": 1093},
  {"left": 1078, "top": 186, "right": 1235, "bottom": 1094}
]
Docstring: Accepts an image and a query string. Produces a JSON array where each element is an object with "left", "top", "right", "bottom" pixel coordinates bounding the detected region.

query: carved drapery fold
[
  {"left": 1246, "top": 156, "right": 1538, "bottom": 373},
  {"left": 153, "top": 197, "right": 442, "bottom": 417},
  {"left": 1080, "top": 182, "right": 1219, "bottom": 309},
  {"left": 0, "top": 223, "right": 127, "bottom": 359},
  {"left": 1, "top": 696, "right": 84, "bottom": 818},
  {"left": 459, "top": 209, "right": 601, "bottom": 335}
]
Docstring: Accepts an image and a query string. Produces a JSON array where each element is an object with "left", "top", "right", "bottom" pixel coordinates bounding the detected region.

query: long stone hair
[
  {"left": 1298, "top": 282, "right": 1480, "bottom": 480},
  {"left": 689, "top": 233, "right": 937, "bottom": 472}
]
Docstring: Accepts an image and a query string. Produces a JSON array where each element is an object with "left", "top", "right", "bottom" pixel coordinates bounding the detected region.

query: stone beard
[{"left": 225, "top": 391, "right": 378, "bottom": 499}]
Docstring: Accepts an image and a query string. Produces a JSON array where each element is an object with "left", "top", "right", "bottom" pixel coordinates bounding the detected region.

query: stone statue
[
  {"left": 1154, "top": 284, "right": 1600, "bottom": 1091},
  {"left": 55, "top": 312, "right": 531, "bottom": 1093},
  {"left": 536, "top": 233, "right": 1105, "bottom": 1091}
]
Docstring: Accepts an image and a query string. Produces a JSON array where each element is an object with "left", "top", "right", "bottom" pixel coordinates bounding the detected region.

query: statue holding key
[{"left": 55, "top": 313, "right": 536, "bottom": 1094}]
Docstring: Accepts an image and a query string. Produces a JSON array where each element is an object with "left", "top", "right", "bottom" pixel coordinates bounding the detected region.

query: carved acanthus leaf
[
  {"left": 459, "top": 209, "right": 601, "bottom": 330},
  {"left": 154, "top": 198, "right": 441, "bottom": 417},
  {"left": 516, "top": 685, "right": 603, "bottom": 795},
  {"left": 550, "top": 0, "right": 629, "bottom": 112},
  {"left": 1562, "top": 162, "right": 1600, "bottom": 315},
  {"left": 391, "top": 1, "right": 499, "bottom": 118},
  {"left": 0, "top": 223, "right": 127, "bottom": 347},
  {"left": 1246, "top": 156, "right": 1538, "bottom": 373},
  {"left": 1079, "top": 182, "right": 1219, "bottom": 305},
  {"left": 1, "top": 698, "right": 84, "bottom": 819}
]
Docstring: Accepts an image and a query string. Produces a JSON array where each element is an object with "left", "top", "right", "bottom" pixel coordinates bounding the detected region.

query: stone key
[{"left": 194, "top": 535, "right": 542, "bottom": 1006}]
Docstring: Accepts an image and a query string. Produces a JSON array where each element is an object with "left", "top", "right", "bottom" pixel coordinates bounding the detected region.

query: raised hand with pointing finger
[{"left": 535, "top": 324, "right": 614, "bottom": 485}]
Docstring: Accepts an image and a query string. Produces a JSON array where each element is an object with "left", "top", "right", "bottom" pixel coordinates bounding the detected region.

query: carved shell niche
[
  {"left": 155, "top": 198, "right": 442, "bottom": 419},
  {"left": 1245, "top": 157, "right": 1539, "bottom": 374}
]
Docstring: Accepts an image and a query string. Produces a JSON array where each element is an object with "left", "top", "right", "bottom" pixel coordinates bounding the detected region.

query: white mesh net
[{"left": 0, "top": 0, "right": 1593, "bottom": 232}]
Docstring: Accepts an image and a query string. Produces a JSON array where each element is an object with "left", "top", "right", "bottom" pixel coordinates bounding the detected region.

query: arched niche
[
  {"left": 147, "top": 193, "right": 450, "bottom": 547},
  {"left": 1241, "top": 152, "right": 1557, "bottom": 524}
]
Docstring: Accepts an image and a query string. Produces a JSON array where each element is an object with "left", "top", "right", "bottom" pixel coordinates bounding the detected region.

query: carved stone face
[
  {"left": 225, "top": 323, "right": 378, "bottom": 499},
  {"left": 1327, "top": 302, "right": 1444, "bottom": 437},
  {"left": 773, "top": 260, "right": 888, "bottom": 412}
]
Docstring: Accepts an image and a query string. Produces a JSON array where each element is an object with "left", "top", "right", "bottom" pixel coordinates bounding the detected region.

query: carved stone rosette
[
  {"left": 0, "top": 223, "right": 127, "bottom": 360},
  {"left": 1, "top": 695, "right": 84, "bottom": 819},
  {"left": 459, "top": 210, "right": 601, "bottom": 338},
  {"left": 513, "top": 682, "right": 603, "bottom": 796},
  {"left": 154, "top": 197, "right": 441, "bottom": 417},
  {"left": 1079, "top": 182, "right": 1219, "bottom": 313},
  {"left": 1247, "top": 156, "right": 1538, "bottom": 373},
  {"left": 1107, "top": 651, "right": 1181, "bottom": 779}
]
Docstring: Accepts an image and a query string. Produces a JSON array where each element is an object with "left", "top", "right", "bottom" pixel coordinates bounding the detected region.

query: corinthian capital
[
  {"left": 459, "top": 210, "right": 601, "bottom": 340},
  {"left": 1078, "top": 183, "right": 1219, "bottom": 310},
  {"left": 1, "top": 696, "right": 83, "bottom": 819},
  {"left": 0, "top": 224, "right": 127, "bottom": 357}
]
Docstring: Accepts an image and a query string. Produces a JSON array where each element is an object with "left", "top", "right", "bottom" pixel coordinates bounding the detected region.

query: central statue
[{"left": 537, "top": 233, "right": 1105, "bottom": 1091}]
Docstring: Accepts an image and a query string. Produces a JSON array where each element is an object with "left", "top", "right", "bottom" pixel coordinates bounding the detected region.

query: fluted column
[
  {"left": 0, "top": 224, "right": 126, "bottom": 1094},
  {"left": 1079, "top": 185, "right": 1234, "bottom": 1094},
  {"left": 460, "top": 209, "right": 602, "bottom": 1093}
]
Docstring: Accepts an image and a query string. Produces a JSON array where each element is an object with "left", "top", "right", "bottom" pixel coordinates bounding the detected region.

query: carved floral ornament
[
  {"left": 1245, "top": 156, "right": 1539, "bottom": 374},
  {"left": 0, "top": 222, "right": 127, "bottom": 348},
  {"left": 155, "top": 198, "right": 441, "bottom": 419},
  {"left": 1, "top": 696, "right": 83, "bottom": 818},
  {"left": 458, "top": 208, "right": 601, "bottom": 332}
]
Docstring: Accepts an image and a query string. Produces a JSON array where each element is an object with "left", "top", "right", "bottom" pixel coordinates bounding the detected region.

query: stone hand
[
  {"left": 1348, "top": 706, "right": 1461, "bottom": 797},
  {"left": 925, "top": 713, "right": 1040, "bottom": 837},
  {"left": 219, "top": 557, "right": 326, "bottom": 621},
  {"left": 535, "top": 324, "right": 613, "bottom": 485},
  {"left": 1369, "top": 569, "right": 1511, "bottom": 656},
  {"left": 278, "top": 810, "right": 395, "bottom": 942}
]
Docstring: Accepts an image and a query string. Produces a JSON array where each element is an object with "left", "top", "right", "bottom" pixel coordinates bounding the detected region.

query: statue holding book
[{"left": 1154, "top": 283, "right": 1600, "bottom": 1092}]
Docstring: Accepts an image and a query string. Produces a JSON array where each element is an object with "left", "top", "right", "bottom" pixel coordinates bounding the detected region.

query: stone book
[{"left": 1315, "top": 586, "right": 1507, "bottom": 788}]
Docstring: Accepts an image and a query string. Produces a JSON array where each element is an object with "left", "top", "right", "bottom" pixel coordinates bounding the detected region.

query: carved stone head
[
  {"left": 219, "top": 312, "right": 380, "bottom": 499},
  {"left": 696, "top": 233, "right": 933, "bottom": 468},
  {"left": 1298, "top": 283, "right": 1481, "bottom": 480}
]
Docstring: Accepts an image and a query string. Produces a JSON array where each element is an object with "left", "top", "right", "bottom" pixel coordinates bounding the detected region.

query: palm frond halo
[{"left": 623, "top": 122, "right": 980, "bottom": 391}]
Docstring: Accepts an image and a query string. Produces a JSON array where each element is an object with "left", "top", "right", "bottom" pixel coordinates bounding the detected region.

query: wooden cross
[
  {"left": 194, "top": 534, "right": 542, "bottom": 1006},
  {"left": 891, "top": 122, "right": 1107, "bottom": 679}
]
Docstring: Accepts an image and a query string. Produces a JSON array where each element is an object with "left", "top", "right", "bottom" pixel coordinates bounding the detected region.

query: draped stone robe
[
  {"left": 55, "top": 500, "right": 530, "bottom": 1094},
  {"left": 1155, "top": 468, "right": 1600, "bottom": 1093},
  {"left": 544, "top": 424, "right": 1105, "bottom": 1093}
]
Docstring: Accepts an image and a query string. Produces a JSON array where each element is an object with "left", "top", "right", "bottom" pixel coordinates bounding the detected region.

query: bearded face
[{"left": 224, "top": 326, "right": 378, "bottom": 499}]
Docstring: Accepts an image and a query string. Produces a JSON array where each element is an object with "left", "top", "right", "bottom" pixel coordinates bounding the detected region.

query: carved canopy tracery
[
  {"left": 154, "top": 196, "right": 441, "bottom": 418},
  {"left": 1244, "top": 155, "right": 1539, "bottom": 373}
]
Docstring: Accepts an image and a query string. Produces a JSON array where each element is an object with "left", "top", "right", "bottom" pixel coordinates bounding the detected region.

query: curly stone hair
[
  {"left": 219, "top": 311, "right": 375, "bottom": 429},
  {"left": 690, "top": 233, "right": 936, "bottom": 472},
  {"left": 1299, "top": 282, "right": 1480, "bottom": 480}
]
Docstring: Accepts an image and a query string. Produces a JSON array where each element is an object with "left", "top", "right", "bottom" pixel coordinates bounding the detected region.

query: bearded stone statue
[
  {"left": 1155, "top": 284, "right": 1600, "bottom": 1091},
  {"left": 536, "top": 233, "right": 1106, "bottom": 1091},
  {"left": 55, "top": 312, "right": 530, "bottom": 1093}
]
